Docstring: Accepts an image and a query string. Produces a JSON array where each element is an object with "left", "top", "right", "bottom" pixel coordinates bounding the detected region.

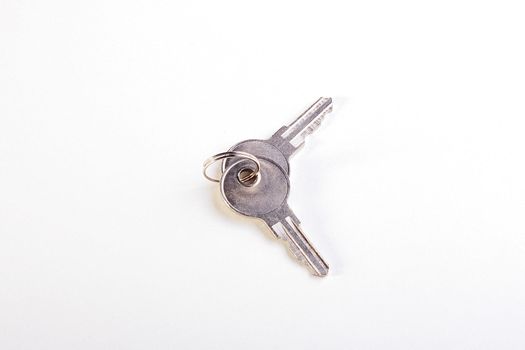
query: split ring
[{"left": 203, "top": 151, "right": 261, "bottom": 183}]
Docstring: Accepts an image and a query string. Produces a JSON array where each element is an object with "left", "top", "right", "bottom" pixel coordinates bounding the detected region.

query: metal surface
[
  {"left": 203, "top": 151, "right": 260, "bottom": 183},
  {"left": 221, "top": 158, "right": 329, "bottom": 277},
  {"left": 223, "top": 97, "right": 333, "bottom": 174},
  {"left": 224, "top": 139, "right": 289, "bottom": 174},
  {"left": 204, "top": 97, "right": 334, "bottom": 277}
]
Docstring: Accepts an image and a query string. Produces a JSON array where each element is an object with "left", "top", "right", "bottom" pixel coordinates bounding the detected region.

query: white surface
[{"left": 1, "top": 1, "right": 524, "bottom": 349}]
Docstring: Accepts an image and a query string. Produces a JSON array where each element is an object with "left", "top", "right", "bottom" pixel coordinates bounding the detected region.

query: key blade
[
  {"left": 269, "top": 215, "right": 329, "bottom": 277},
  {"left": 279, "top": 97, "right": 333, "bottom": 148}
]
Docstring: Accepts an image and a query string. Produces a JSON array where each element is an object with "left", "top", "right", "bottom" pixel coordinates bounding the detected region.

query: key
[
  {"left": 220, "top": 157, "right": 329, "bottom": 277},
  {"left": 268, "top": 96, "right": 333, "bottom": 158},
  {"left": 224, "top": 97, "right": 333, "bottom": 175}
]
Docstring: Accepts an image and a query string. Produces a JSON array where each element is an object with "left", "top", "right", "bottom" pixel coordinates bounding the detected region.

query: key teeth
[
  {"left": 270, "top": 220, "right": 329, "bottom": 277},
  {"left": 283, "top": 97, "right": 334, "bottom": 149},
  {"left": 281, "top": 237, "right": 328, "bottom": 277},
  {"left": 305, "top": 100, "right": 333, "bottom": 133},
  {"left": 284, "top": 239, "right": 306, "bottom": 262},
  {"left": 303, "top": 107, "right": 329, "bottom": 135}
]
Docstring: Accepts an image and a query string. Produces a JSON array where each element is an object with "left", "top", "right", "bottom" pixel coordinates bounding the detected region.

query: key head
[
  {"left": 222, "top": 98, "right": 333, "bottom": 176},
  {"left": 220, "top": 158, "right": 289, "bottom": 218},
  {"left": 223, "top": 139, "right": 289, "bottom": 174}
]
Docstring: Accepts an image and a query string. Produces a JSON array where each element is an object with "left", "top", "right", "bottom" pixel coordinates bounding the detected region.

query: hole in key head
[{"left": 237, "top": 168, "right": 260, "bottom": 187}]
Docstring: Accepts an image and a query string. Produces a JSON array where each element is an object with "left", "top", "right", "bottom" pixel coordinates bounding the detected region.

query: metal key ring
[{"left": 203, "top": 151, "right": 261, "bottom": 183}]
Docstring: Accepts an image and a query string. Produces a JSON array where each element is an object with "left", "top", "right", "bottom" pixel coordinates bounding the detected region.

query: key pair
[{"left": 203, "top": 98, "right": 333, "bottom": 277}]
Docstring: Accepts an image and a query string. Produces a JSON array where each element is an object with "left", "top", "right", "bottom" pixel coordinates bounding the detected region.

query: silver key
[
  {"left": 224, "top": 97, "right": 333, "bottom": 174},
  {"left": 220, "top": 157, "right": 329, "bottom": 277}
]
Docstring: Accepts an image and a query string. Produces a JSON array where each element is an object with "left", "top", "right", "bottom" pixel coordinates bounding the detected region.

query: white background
[{"left": 1, "top": 0, "right": 524, "bottom": 349}]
